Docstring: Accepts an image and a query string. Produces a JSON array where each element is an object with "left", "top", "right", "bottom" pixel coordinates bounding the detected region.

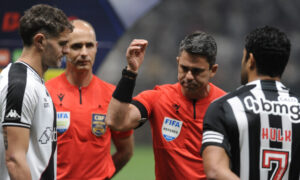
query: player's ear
[
  {"left": 33, "top": 33, "right": 46, "bottom": 51},
  {"left": 209, "top": 64, "right": 218, "bottom": 78},
  {"left": 248, "top": 53, "right": 256, "bottom": 70}
]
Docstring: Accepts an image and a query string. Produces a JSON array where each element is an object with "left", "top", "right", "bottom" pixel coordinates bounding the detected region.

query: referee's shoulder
[{"left": 94, "top": 75, "right": 115, "bottom": 92}]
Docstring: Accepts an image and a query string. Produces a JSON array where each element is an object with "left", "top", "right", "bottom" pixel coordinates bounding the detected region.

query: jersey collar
[
  {"left": 16, "top": 61, "right": 44, "bottom": 84},
  {"left": 177, "top": 82, "right": 215, "bottom": 104}
]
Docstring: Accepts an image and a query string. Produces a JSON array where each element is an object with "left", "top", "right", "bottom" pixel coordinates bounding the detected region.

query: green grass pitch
[{"left": 112, "top": 145, "right": 155, "bottom": 180}]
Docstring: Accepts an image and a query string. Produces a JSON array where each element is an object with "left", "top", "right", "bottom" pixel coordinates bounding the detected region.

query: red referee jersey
[
  {"left": 46, "top": 73, "right": 133, "bottom": 180},
  {"left": 133, "top": 82, "right": 226, "bottom": 180}
]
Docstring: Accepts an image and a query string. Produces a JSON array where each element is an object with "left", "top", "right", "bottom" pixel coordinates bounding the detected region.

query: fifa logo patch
[
  {"left": 162, "top": 117, "right": 183, "bottom": 141},
  {"left": 57, "top": 112, "right": 70, "bottom": 134},
  {"left": 92, "top": 114, "right": 106, "bottom": 136}
]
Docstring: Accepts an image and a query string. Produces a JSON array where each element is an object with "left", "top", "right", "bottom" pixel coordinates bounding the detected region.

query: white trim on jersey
[
  {"left": 228, "top": 97, "right": 250, "bottom": 180},
  {"left": 202, "top": 131, "right": 224, "bottom": 144},
  {"left": 2, "top": 122, "right": 30, "bottom": 128}
]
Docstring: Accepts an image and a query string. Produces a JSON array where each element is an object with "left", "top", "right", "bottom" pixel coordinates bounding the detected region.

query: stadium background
[{"left": 1, "top": 0, "right": 299, "bottom": 179}]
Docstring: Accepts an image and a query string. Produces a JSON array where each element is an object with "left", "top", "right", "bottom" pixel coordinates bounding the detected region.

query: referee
[
  {"left": 106, "top": 32, "right": 226, "bottom": 179},
  {"left": 201, "top": 26, "right": 300, "bottom": 179}
]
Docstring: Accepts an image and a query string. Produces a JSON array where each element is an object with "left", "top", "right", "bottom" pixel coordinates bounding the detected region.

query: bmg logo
[{"left": 244, "top": 96, "right": 300, "bottom": 123}]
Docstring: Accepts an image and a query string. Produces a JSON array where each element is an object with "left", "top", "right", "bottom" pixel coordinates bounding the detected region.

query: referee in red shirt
[
  {"left": 46, "top": 19, "right": 133, "bottom": 180},
  {"left": 106, "top": 32, "right": 226, "bottom": 180}
]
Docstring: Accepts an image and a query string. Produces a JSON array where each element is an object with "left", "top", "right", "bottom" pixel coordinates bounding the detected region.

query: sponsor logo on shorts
[
  {"left": 162, "top": 117, "right": 183, "bottom": 141},
  {"left": 92, "top": 114, "right": 106, "bottom": 136}
]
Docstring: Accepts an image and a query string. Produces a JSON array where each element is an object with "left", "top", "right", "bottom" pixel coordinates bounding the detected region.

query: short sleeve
[
  {"left": 200, "top": 100, "right": 231, "bottom": 157},
  {"left": 2, "top": 81, "right": 37, "bottom": 128},
  {"left": 132, "top": 88, "right": 161, "bottom": 118},
  {"left": 20, "top": 88, "right": 38, "bottom": 126}
]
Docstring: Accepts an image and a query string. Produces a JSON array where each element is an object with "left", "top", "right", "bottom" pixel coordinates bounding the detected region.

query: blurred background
[
  {"left": 99, "top": 0, "right": 300, "bottom": 145},
  {"left": 99, "top": 1, "right": 300, "bottom": 178},
  {"left": 1, "top": 0, "right": 300, "bottom": 179}
]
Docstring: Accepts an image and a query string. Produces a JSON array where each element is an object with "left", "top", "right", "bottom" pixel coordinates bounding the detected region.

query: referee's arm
[
  {"left": 106, "top": 39, "right": 148, "bottom": 131},
  {"left": 106, "top": 98, "right": 142, "bottom": 131},
  {"left": 202, "top": 145, "right": 239, "bottom": 180}
]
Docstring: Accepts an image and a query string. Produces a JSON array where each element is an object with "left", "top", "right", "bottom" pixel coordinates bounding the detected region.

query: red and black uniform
[
  {"left": 132, "top": 82, "right": 226, "bottom": 180},
  {"left": 46, "top": 73, "right": 133, "bottom": 180}
]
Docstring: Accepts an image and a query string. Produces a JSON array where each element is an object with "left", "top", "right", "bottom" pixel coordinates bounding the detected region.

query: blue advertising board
[{"left": 0, "top": 0, "right": 125, "bottom": 79}]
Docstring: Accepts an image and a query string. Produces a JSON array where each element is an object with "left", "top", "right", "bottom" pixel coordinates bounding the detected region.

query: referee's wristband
[{"left": 112, "top": 67, "right": 137, "bottom": 103}]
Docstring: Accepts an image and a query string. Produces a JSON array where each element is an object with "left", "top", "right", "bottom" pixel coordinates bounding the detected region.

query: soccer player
[
  {"left": 0, "top": 4, "right": 73, "bottom": 180},
  {"left": 106, "top": 32, "right": 226, "bottom": 179},
  {"left": 201, "top": 26, "right": 300, "bottom": 179},
  {"left": 46, "top": 19, "right": 134, "bottom": 179}
]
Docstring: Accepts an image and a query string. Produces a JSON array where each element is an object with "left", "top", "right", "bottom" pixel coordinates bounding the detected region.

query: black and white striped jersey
[
  {"left": 201, "top": 80, "right": 300, "bottom": 180},
  {"left": 0, "top": 62, "right": 57, "bottom": 180}
]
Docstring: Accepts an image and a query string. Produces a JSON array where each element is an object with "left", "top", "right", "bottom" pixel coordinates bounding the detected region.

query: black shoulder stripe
[
  {"left": 213, "top": 84, "right": 256, "bottom": 105},
  {"left": 4, "top": 63, "right": 27, "bottom": 122}
]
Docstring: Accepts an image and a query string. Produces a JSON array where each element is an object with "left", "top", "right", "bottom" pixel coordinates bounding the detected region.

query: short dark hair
[
  {"left": 179, "top": 31, "right": 217, "bottom": 68},
  {"left": 245, "top": 26, "right": 291, "bottom": 77},
  {"left": 19, "top": 4, "right": 73, "bottom": 46}
]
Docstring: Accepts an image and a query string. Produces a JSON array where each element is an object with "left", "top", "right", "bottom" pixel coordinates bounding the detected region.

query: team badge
[
  {"left": 162, "top": 117, "right": 183, "bottom": 141},
  {"left": 57, "top": 112, "right": 70, "bottom": 134},
  {"left": 92, "top": 114, "right": 106, "bottom": 136}
]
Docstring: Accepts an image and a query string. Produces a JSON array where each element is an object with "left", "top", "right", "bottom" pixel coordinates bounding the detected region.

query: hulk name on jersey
[{"left": 244, "top": 95, "right": 299, "bottom": 144}]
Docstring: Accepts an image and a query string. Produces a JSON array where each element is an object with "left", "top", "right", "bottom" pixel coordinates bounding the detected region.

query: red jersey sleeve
[{"left": 132, "top": 86, "right": 162, "bottom": 118}]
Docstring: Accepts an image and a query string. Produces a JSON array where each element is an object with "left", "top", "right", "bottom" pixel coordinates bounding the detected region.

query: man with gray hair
[{"left": 106, "top": 31, "right": 226, "bottom": 179}]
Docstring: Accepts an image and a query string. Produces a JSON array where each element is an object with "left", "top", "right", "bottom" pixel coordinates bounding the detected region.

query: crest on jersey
[
  {"left": 162, "top": 117, "right": 183, "bottom": 141},
  {"left": 57, "top": 112, "right": 70, "bottom": 134},
  {"left": 92, "top": 114, "right": 106, "bottom": 136}
]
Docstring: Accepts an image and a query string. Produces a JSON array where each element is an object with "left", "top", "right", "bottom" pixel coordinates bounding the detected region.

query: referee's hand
[{"left": 126, "top": 39, "right": 148, "bottom": 73}]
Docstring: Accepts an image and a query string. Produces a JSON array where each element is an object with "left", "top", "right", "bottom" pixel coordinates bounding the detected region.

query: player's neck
[
  {"left": 249, "top": 72, "right": 281, "bottom": 83},
  {"left": 65, "top": 69, "right": 93, "bottom": 87},
  {"left": 18, "top": 47, "right": 44, "bottom": 78}
]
